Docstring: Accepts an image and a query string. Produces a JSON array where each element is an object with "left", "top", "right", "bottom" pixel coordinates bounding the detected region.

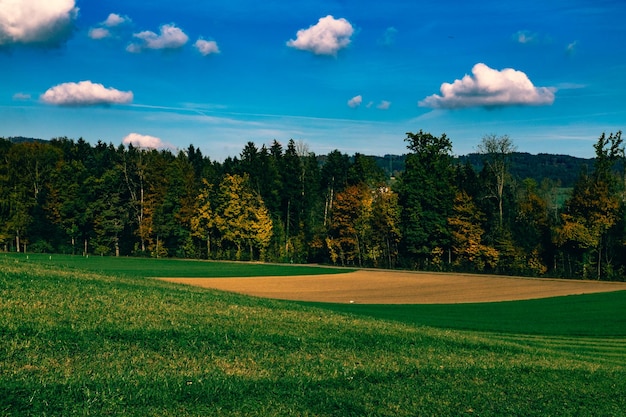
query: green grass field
[
  {"left": 0, "top": 253, "right": 352, "bottom": 278},
  {"left": 305, "top": 291, "right": 626, "bottom": 337},
  {"left": 1, "top": 256, "right": 625, "bottom": 415}
]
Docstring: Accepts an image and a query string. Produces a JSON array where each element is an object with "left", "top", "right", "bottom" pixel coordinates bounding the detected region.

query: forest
[{"left": 1, "top": 130, "right": 624, "bottom": 281}]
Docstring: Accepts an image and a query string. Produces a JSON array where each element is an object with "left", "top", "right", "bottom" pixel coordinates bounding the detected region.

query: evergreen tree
[{"left": 396, "top": 130, "right": 455, "bottom": 269}]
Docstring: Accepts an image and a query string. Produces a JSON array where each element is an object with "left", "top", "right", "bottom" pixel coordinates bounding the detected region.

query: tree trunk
[{"left": 597, "top": 244, "right": 602, "bottom": 280}]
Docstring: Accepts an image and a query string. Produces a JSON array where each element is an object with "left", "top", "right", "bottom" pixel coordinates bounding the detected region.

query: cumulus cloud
[
  {"left": 194, "top": 38, "right": 220, "bottom": 56},
  {"left": 377, "top": 100, "right": 391, "bottom": 110},
  {"left": 419, "top": 63, "right": 555, "bottom": 109},
  {"left": 347, "top": 95, "right": 362, "bottom": 108},
  {"left": 88, "top": 27, "right": 110, "bottom": 40},
  {"left": 103, "top": 13, "right": 130, "bottom": 27},
  {"left": 0, "top": 0, "right": 78, "bottom": 47},
  {"left": 287, "top": 15, "right": 354, "bottom": 56},
  {"left": 89, "top": 13, "right": 131, "bottom": 40},
  {"left": 40, "top": 80, "right": 133, "bottom": 106},
  {"left": 123, "top": 133, "right": 168, "bottom": 149},
  {"left": 127, "top": 23, "right": 188, "bottom": 52}
]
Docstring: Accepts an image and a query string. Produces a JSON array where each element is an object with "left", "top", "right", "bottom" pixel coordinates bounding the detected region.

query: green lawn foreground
[{"left": 2, "top": 258, "right": 626, "bottom": 416}]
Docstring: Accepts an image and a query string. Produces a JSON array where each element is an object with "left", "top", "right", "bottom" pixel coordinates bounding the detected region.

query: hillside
[
  {"left": 2, "top": 258, "right": 625, "bottom": 416},
  {"left": 375, "top": 152, "right": 594, "bottom": 188}
]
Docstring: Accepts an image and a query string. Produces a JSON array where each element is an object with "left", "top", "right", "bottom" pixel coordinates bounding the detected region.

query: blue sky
[{"left": 1, "top": 0, "right": 625, "bottom": 160}]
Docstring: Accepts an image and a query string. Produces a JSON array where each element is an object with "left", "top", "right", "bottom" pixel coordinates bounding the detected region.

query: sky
[{"left": 1, "top": 0, "right": 625, "bottom": 160}]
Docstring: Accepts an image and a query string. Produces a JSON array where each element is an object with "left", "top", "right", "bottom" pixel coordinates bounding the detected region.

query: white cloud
[
  {"left": 419, "top": 63, "right": 555, "bottom": 109},
  {"left": 514, "top": 30, "right": 537, "bottom": 44},
  {"left": 103, "top": 13, "right": 130, "bottom": 27},
  {"left": 194, "top": 38, "right": 220, "bottom": 56},
  {"left": 287, "top": 15, "right": 354, "bottom": 56},
  {"left": 89, "top": 13, "right": 130, "bottom": 41},
  {"left": 127, "top": 23, "right": 189, "bottom": 52},
  {"left": 40, "top": 81, "right": 133, "bottom": 106},
  {"left": 0, "top": 0, "right": 78, "bottom": 47},
  {"left": 88, "top": 27, "right": 110, "bottom": 40},
  {"left": 347, "top": 95, "right": 362, "bottom": 108},
  {"left": 123, "top": 133, "right": 168, "bottom": 149},
  {"left": 377, "top": 100, "right": 391, "bottom": 110},
  {"left": 12, "top": 92, "right": 31, "bottom": 101}
]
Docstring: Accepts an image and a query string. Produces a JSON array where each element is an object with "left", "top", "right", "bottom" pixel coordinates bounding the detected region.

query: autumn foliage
[{"left": 1, "top": 131, "right": 624, "bottom": 280}]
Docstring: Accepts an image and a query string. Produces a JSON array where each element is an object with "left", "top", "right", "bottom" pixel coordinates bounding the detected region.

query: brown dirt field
[{"left": 158, "top": 270, "right": 626, "bottom": 304}]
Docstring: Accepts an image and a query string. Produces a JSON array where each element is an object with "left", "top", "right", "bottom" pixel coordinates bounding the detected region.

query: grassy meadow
[
  {"left": 0, "top": 253, "right": 352, "bottom": 278},
  {"left": 1, "top": 255, "right": 625, "bottom": 416},
  {"left": 307, "top": 291, "right": 626, "bottom": 337}
]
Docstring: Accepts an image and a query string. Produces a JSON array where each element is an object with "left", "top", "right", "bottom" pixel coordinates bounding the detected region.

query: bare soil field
[{"left": 159, "top": 270, "right": 626, "bottom": 304}]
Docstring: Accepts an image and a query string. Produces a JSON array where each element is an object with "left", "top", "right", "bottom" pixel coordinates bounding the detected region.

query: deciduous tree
[
  {"left": 448, "top": 191, "right": 498, "bottom": 271},
  {"left": 554, "top": 132, "right": 623, "bottom": 279}
]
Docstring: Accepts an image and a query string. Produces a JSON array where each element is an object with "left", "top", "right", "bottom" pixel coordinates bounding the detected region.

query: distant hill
[
  {"left": 457, "top": 152, "right": 595, "bottom": 188},
  {"left": 374, "top": 152, "right": 595, "bottom": 188},
  {"left": 5, "top": 136, "right": 48, "bottom": 144}
]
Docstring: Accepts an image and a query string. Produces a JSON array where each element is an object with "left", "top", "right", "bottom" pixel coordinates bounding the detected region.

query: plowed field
[{"left": 159, "top": 270, "right": 626, "bottom": 304}]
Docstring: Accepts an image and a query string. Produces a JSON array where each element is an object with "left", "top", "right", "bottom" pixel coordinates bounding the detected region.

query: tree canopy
[{"left": 1, "top": 131, "right": 624, "bottom": 280}]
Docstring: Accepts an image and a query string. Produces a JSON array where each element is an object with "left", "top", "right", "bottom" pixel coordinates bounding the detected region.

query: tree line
[{"left": 1, "top": 131, "right": 624, "bottom": 280}]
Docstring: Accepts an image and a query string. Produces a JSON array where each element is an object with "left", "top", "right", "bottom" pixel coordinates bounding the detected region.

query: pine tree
[{"left": 396, "top": 130, "right": 455, "bottom": 269}]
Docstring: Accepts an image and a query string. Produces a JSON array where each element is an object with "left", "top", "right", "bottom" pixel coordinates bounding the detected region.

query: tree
[
  {"left": 190, "top": 179, "right": 216, "bottom": 259},
  {"left": 448, "top": 191, "right": 499, "bottom": 271},
  {"left": 327, "top": 184, "right": 372, "bottom": 266},
  {"left": 215, "top": 173, "right": 273, "bottom": 260},
  {"left": 396, "top": 130, "right": 455, "bottom": 268},
  {"left": 280, "top": 140, "right": 304, "bottom": 257},
  {"left": 4, "top": 142, "right": 61, "bottom": 252},
  {"left": 121, "top": 144, "right": 149, "bottom": 253},
  {"left": 45, "top": 159, "right": 89, "bottom": 254},
  {"left": 512, "top": 179, "right": 549, "bottom": 275},
  {"left": 250, "top": 196, "right": 273, "bottom": 261},
  {"left": 477, "top": 134, "right": 516, "bottom": 230},
  {"left": 168, "top": 151, "right": 199, "bottom": 257},
  {"left": 141, "top": 150, "right": 172, "bottom": 258},
  {"left": 370, "top": 186, "right": 401, "bottom": 268},
  {"left": 321, "top": 150, "right": 350, "bottom": 226},
  {"left": 554, "top": 132, "right": 623, "bottom": 279},
  {"left": 89, "top": 168, "right": 127, "bottom": 256},
  {"left": 348, "top": 153, "right": 386, "bottom": 187}
]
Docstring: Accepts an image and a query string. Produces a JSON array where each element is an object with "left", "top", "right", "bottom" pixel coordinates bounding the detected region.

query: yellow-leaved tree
[
  {"left": 190, "top": 179, "right": 216, "bottom": 259},
  {"left": 554, "top": 132, "right": 623, "bottom": 279},
  {"left": 448, "top": 191, "right": 499, "bottom": 271},
  {"left": 215, "top": 173, "right": 273, "bottom": 260}
]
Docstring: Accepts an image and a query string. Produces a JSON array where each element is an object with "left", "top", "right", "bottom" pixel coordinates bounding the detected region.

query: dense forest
[{"left": 1, "top": 131, "right": 624, "bottom": 281}]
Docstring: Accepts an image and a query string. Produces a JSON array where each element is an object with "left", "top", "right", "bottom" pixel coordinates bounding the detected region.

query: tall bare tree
[{"left": 477, "top": 134, "right": 516, "bottom": 229}]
